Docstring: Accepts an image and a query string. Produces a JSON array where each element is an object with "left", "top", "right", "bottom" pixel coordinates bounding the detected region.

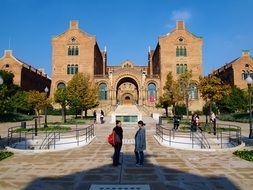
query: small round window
[{"left": 179, "top": 38, "right": 184, "bottom": 42}]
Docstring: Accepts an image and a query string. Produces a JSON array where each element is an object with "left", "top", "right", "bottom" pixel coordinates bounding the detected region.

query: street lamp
[
  {"left": 246, "top": 75, "right": 253, "bottom": 139},
  {"left": 44, "top": 86, "right": 49, "bottom": 128},
  {"left": 0, "top": 75, "right": 3, "bottom": 85}
]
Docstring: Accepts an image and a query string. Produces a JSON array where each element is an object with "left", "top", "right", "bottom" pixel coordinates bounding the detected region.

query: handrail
[
  {"left": 156, "top": 123, "right": 241, "bottom": 149},
  {"left": 7, "top": 124, "right": 95, "bottom": 150}
]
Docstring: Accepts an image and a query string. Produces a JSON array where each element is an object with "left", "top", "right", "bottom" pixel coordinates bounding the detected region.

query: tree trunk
[
  {"left": 165, "top": 107, "right": 168, "bottom": 117},
  {"left": 75, "top": 108, "right": 78, "bottom": 119},
  {"left": 209, "top": 101, "right": 212, "bottom": 123},
  {"left": 61, "top": 106, "right": 66, "bottom": 123},
  {"left": 186, "top": 97, "right": 189, "bottom": 121},
  {"left": 81, "top": 109, "right": 84, "bottom": 119},
  {"left": 85, "top": 109, "right": 88, "bottom": 117}
]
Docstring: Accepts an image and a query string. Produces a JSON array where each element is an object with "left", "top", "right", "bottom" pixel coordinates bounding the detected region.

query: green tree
[
  {"left": 27, "top": 91, "right": 51, "bottom": 127},
  {"left": 216, "top": 86, "right": 247, "bottom": 113},
  {"left": 9, "top": 91, "right": 30, "bottom": 113},
  {"left": 198, "top": 75, "right": 231, "bottom": 117},
  {"left": 0, "top": 70, "right": 20, "bottom": 113},
  {"left": 157, "top": 72, "right": 174, "bottom": 116},
  {"left": 54, "top": 88, "right": 68, "bottom": 123},
  {"left": 158, "top": 72, "right": 183, "bottom": 116},
  {"left": 177, "top": 70, "right": 193, "bottom": 120},
  {"left": 67, "top": 73, "right": 99, "bottom": 119}
]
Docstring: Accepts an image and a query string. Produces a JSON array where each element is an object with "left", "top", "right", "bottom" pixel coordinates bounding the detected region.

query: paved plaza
[{"left": 0, "top": 116, "right": 253, "bottom": 190}]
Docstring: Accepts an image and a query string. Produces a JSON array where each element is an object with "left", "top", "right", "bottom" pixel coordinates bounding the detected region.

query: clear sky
[{"left": 0, "top": 0, "right": 253, "bottom": 77}]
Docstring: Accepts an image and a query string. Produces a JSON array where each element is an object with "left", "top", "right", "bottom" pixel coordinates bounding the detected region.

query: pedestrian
[
  {"left": 173, "top": 114, "right": 180, "bottom": 130},
  {"left": 135, "top": 120, "right": 146, "bottom": 166},
  {"left": 191, "top": 113, "right": 200, "bottom": 132},
  {"left": 112, "top": 120, "right": 123, "bottom": 166},
  {"left": 93, "top": 110, "right": 97, "bottom": 124},
  {"left": 210, "top": 112, "right": 216, "bottom": 135},
  {"left": 100, "top": 110, "right": 104, "bottom": 124}
]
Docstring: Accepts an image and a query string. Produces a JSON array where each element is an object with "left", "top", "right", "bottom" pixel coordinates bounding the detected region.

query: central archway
[{"left": 116, "top": 77, "right": 139, "bottom": 105}]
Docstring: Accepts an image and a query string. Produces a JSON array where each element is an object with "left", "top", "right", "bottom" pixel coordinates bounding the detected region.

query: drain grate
[{"left": 89, "top": 184, "right": 150, "bottom": 190}]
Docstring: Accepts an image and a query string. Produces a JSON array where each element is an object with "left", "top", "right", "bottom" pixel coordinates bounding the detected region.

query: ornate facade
[{"left": 50, "top": 20, "right": 204, "bottom": 111}]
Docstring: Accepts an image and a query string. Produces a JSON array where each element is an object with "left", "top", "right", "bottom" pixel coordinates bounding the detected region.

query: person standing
[
  {"left": 210, "top": 112, "right": 216, "bottom": 135},
  {"left": 112, "top": 120, "right": 123, "bottom": 166},
  {"left": 100, "top": 110, "right": 104, "bottom": 124},
  {"left": 135, "top": 120, "right": 146, "bottom": 166},
  {"left": 93, "top": 110, "right": 97, "bottom": 124}
]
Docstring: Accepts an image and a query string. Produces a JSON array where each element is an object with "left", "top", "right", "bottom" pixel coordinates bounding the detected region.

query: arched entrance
[{"left": 116, "top": 77, "right": 139, "bottom": 105}]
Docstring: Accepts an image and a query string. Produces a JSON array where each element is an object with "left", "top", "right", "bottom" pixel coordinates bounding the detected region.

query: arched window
[
  {"left": 99, "top": 83, "right": 107, "bottom": 100},
  {"left": 71, "top": 64, "right": 75, "bottom": 74},
  {"left": 176, "top": 47, "right": 179, "bottom": 57},
  {"left": 75, "top": 64, "right": 78, "bottom": 74},
  {"left": 68, "top": 47, "right": 71, "bottom": 55},
  {"left": 189, "top": 83, "right": 198, "bottom": 100},
  {"left": 67, "top": 64, "right": 71, "bottom": 74},
  {"left": 75, "top": 46, "right": 79, "bottom": 55},
  {"left": 57, "top": 82, "right": 66, "bottom": 89},
  {"left": 176, "top": 64, "right": 180, "bottom": 74},
  {"left": 148, "top": 83, "right": 156, "bottom": 102},
  {"left": 184, "top": 47, "right": 187, "bottom": 56},
  {"left": 241, "top": 70, "right": 246, "bottom": 80}
]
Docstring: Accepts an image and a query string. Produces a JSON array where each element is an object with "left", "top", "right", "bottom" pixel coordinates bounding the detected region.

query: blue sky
[{"left": 0, "top": 0, "right": 253, "bottom": 76}]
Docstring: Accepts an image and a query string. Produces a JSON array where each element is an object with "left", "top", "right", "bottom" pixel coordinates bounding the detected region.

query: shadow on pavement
[{"left": 22, "top": 153, "right": 240, "bottom": 190}]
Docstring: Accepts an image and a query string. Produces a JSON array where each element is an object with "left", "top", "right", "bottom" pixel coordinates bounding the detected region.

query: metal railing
[
  {"left": 7, "top": 124, "right": 95, "bottom": 150},
  {"left": 155, "top": 123, "right": 241, "bottom": 149}
]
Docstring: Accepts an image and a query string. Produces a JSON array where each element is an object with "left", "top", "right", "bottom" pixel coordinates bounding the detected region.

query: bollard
[{"left": 21, "top": 121, "right": 26, "bottom": 129}]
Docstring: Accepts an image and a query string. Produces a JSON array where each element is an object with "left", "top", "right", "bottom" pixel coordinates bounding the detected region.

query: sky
[{"left": 0, "top": 0, "right": 253, "bottom": 77}]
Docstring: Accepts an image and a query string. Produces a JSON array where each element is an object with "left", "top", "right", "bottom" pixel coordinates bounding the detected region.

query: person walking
[
  {"left": 100, "top": 110, "right": 104, "bottom": 124},
  {"left": 112, "top": 120, "right": 123, "bottom": 166},
  {"left": 135, "top": 120, "right": 146, "bottom": 166}
]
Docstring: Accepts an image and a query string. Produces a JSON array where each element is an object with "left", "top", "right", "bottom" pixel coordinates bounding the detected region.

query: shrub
[
  {"left": 0, "top": 151, "right": 14, "bottom": 161},
  {"left": 0, "top": 113, "right": 34, "bottom": 122},
  {"left": 233, "top": 150, "right": 253, "bottom": 161},
  {"left": 218, "top": 113, "right": 249, "bottom": 123}
]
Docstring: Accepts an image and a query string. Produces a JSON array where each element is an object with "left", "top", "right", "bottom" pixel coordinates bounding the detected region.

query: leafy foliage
[
  {"left": 54, "top": 88, "right": 68, "bottom": 123},
  {"left": 0, "top": 113, "right": 34, "bottom": 122},
  {"left": 0, "top": 151, "right": 14, "bottom": 161},
  {"left": 0, "top": 70, "right": 21, "bottom": 114},
  {"left": 233, "top": 150, "right": 253, "bottom": 161},
  {"left": 177, "top": 70, "right": 193, "bottom": 119},
  {"left": 199, "top": 75, "right": 231, "bottom": 114},
  {"left": 67, "top": 73, "right": 99, "bottom": 118},
  {"left": 216, "top": 87, "right": 247, "bottom": 113}
]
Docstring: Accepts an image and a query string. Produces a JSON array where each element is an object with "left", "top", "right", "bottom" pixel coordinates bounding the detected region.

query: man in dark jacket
[{"left": 112, "top": 120, "right": 123, "bottom": 166}]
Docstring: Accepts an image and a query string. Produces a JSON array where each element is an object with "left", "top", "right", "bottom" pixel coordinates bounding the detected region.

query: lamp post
[
  {"left": 44, "top": 86, "right": 49, "bottom": 128},
  {"left": 246, "top": 75, "right": 253, "bottom": 139},
  {"left": 0, "top": 75, "right": 3, "bottom": 85}
]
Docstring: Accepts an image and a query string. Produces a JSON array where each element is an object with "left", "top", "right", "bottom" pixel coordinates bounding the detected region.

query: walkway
[{"left": 0, "top": 116, "right": 253, "bottom": 189}]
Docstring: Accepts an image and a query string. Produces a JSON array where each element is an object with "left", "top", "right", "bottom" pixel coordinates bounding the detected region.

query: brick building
[
  {"left": 50, "top": 20, "right": 204, "bottom": 112},
  {"left": 211, "top": 50, "right": 253, "bottom": 89},
  {"left": 0, "top": 50, "right": 51, "bottom": 94}
]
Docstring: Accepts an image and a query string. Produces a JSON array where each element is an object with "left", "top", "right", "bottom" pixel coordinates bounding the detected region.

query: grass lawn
[{"left": 13, "top": 126, "right": 71, "bottom": 133}]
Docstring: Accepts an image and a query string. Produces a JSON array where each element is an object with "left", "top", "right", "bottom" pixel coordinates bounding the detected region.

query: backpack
[
  {"left": 108, "top": 133, "right": 114, "bottom": 145},
  {"left": 107, "top": 132, "right": 121, "bottom": 145}
]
